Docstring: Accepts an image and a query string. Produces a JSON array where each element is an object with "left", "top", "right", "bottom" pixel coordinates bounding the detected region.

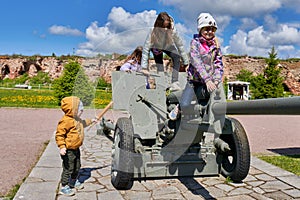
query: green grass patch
[
  {"left": 0, "top": 88, "right": 58, "bottom": 108},
  {"left": 257, "top": 154, "right": 300, "bottom": 176},
  {"left": 0, "top": 88, "right": 112, "bottom": 108},
  {"left": 92, "top": 89, "right": 112, "bottom": 108},
  {"left": 4, "top": 183, "right": 21, "bottom": 200}
]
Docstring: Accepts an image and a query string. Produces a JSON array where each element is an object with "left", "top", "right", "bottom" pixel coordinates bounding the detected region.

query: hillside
[{"left": 1, "top": 55, "right": 300, "bottom": 95}]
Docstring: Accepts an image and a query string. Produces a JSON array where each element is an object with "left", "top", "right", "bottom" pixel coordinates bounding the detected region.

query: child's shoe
[
  {"left": 59, "top": 185, "right": 75, "bottom": 196},
  {"left": 70, "top": 179, "right": 84, "bottom": 190},
  {"left": 168, "top": 105, "right": 179, "bottom": 120}
]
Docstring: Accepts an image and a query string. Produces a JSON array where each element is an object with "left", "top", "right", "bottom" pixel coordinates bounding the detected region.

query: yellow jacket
[{"left": 55, "top": 96, "right": 92, "bottom": 149}]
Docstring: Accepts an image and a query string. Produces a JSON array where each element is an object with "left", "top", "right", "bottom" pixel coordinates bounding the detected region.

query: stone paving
[{"left": 13, "top": 124, "right": 300, "bottom": 200}]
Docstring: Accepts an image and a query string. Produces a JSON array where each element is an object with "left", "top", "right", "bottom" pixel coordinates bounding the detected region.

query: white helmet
[{"left": 197, "top": 13, "right": 218, "bottom": 32}]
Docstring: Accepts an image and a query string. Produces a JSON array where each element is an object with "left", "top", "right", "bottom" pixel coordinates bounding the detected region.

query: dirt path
[
  {"left": 0, "top": 108, "right": 62, "bottom": 196},
  {"left": 0, "top": 108, "right": 300, "bottom": 196},
  {"left": 233, "top": 115, "right": 300, "bottom": 155}
]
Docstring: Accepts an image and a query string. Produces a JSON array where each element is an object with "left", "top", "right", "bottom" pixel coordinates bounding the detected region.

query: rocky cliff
[{"left": 1, "top": 55, "right": 300, "bottom": 95}]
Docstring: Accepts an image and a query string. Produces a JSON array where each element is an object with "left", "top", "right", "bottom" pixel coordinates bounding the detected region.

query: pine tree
[
  {"left": 236, "top": 69, "right": 254, "bottom": 83},
  {"left": 252, "top": 47, "right": 284, "bottom": 99},
  {"left": 53, "top": 61, "right": 95, "bottom": 105}
]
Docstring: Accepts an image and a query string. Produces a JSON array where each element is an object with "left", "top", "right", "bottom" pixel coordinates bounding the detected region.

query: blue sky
[{"left": 1, "top": 0, "right": 300, "bottom": 58}]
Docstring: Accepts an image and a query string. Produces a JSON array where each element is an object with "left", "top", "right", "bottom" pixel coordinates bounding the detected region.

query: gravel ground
[
  {"left": 0, "top": 107, "right": 121, "bottom": 197},
  {"left": 1, "top": 107, "right": 299, "bottom": 197},
  {"left": 0, "top": 108, "right": 62, "bottom": 196}
]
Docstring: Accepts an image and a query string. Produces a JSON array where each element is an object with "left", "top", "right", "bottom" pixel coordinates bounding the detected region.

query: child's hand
[
  {"left": 92, "top": 118, "right": 98, "bottom": 123},
  {"left": 206, "top": 80, "right": 217, "bottom": 92},
  {"left": 141, "top": 69, "right": 150, "bottom": 76},
  {"left": 60, "top": 148, "right": 67, "bottom": 156},
  {"left": 184, "top": 64, "right": 189, "bottom": 72}
]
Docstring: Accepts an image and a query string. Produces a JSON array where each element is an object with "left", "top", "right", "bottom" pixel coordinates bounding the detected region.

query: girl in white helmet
[
  {"left": 188, "top": 12, "right": 223, "bottom": 92},
  {"left": 169, "top": 13, "right": 224, "bottom": 120}
]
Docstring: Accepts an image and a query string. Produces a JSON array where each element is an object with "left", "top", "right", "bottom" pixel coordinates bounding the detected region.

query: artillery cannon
[
  {"left": 98, "top": 71, "right": 300, "bottom": 190},
  {"left": 225, "top": 97, "right": 300, "bottom": 115}
]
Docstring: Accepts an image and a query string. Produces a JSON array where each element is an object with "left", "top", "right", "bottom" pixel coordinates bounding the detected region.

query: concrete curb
[{"left": 13, "top": 135, "right": 61, "bottom": 200}]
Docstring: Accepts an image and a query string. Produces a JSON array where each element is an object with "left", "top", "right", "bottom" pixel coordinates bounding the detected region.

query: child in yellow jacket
[{"left": 55, "top": 96, "right": 95, "bottom": 196}]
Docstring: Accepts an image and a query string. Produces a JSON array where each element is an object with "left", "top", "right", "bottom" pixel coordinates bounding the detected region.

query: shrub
[
  {"left": 30, "top": 71, "right": 52, "bottom": 85},
  {"left": 52, "top": 62, "right": 95, "bottom": 105}
]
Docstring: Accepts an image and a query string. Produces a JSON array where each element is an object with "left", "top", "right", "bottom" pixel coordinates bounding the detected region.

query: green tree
[
  {"left": 235, "top": 69, "right": 256, "bottom": 95},
  {"left": 30, "top": 71, "right": 52, "bottom": 85},
  {"left": 236, "top": 69, "right": 254, "bottom": 83},
  {"left": 252, "top": 47, "right": 284, "bottom": 99},
  {"left": 53, "top": 62, "right": 95, "bottom": 105},
  {"left": 96, "top": 77, "right": 111, "bottom": 89},
  {"left": 15, "top": 73, "right": 29, "bottom": 84}
]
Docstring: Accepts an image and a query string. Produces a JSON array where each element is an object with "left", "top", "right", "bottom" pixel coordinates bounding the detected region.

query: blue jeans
[
  {"left": 180, "top": 82, "right": 210, "bottom": 113},
  {"left": 151, "top": 45, "right": 180, "bottom": 83}
]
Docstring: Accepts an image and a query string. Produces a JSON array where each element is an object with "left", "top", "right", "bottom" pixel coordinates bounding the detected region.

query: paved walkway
[{"left": 13, "top": 125, "right": 300, "bottom": 200}]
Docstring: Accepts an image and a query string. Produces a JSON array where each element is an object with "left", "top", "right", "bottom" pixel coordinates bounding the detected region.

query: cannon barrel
[{"left": 223, "top": 96, "right": 300, "bottom": 115}]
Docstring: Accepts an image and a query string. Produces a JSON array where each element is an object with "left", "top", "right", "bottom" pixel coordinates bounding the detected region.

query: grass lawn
[
  {"left": 0, "top": 88, "right": 112, "bottom": 108},
  {"left": 257, "top": 154, "right": 300, "bottom": 176}
]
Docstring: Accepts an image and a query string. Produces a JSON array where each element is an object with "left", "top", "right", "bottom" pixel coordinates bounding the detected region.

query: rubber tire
[
  {"left": 111, "top": 117, "right": 134, "bottom": 190},
  {"left": 219, "top": 117, "right": 250, "bottom": 182}
]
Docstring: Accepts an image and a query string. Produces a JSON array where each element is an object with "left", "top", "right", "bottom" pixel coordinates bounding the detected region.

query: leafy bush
[
  {"left": 235, "top": 47, "right": 285, "bottom": 99},
  {"left": 52, "top": 62, "right": 95, "bottom": 106},
  {"left": 96, "top": 77, "right": 111, "bottom": 89},
  {"left": 30, "top": 71, "right": 52, "bottom": 85},
  {"left": 15, "top": 74, "right": 29, "bottom": 84}
]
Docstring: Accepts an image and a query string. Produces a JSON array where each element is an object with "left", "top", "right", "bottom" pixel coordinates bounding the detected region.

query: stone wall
[{"left": 1, "top": 56, "right": 300, "bottom": 95}]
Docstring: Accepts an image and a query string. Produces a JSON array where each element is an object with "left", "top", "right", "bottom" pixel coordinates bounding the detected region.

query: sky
[{"left": 1, "top": 0, "right": 300, "bottom": 59}]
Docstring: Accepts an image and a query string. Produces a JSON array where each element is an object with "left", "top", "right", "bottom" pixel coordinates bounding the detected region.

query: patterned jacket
[{"left": 187, "top": 35, "right": 223, "bottom": 84}]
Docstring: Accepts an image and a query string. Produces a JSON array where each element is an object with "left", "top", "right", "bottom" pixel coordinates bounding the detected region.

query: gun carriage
[{"left": 97, "top": 71, "right": 300, "bottom": 190}]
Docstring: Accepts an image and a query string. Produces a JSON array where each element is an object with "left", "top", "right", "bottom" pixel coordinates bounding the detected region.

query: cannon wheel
[
  {"left": 219, "top": 117, "right": 250, "bottom": 182},
  {"left": 111, "top": 117, "right": 134, "bottom": 190}
]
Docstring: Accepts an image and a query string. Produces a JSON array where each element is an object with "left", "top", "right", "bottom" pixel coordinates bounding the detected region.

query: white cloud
[
  {"left": 247, "top": 26, "right": 270, "bottom": 48},
  {"left": 74, "top": 3, "right": 300, "bottom": 58},
  {"left": 77, "top": 7, "right": 190, "bottom": 57},
  {"left": 264, "top": 15, "right": 280, "bottom": 32},
  {"left": 49, "top": 25, "right": 84, "bottom": 36},
  {"left": 240, "top": 18, "right": 258, "bottom": 31},
  {"left": 281, "top": 0, "right": 300, "bottom": 13},
  {"left": 224, "top": 23, "right": 300, "bottom": 58},
  {"left": 269, "top": 24, "right": 300, "bottom": 45},
  {"left": 160, "top": 0, "right": 281, "bottom": 20}
]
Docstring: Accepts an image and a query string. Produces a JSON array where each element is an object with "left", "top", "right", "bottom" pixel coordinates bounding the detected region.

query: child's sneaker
[
  {"left": 59, "top": 185, "right": 75, "bottom": 196},
  {"left": 74, "top": 180, "right": 84, "bottom": 190},
  {"left": 168, "top": 105, "right": 179, "bottom": 120},
  {"left": 70, "top": 179, "right": 84, "bottom": 190}
]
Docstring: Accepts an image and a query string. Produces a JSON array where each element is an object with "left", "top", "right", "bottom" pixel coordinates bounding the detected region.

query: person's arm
[
  {"left": 55, "top": 120, "right": 68, "bottom": 154},
  {"left": 213, "top": 48, "right": 224, "bottom": 85},
  {"left": 81, "top": 118, "right": 92, "bottom": 128},
  {"left": 120, "top": 62, "right": 132, "bottom": 72},
  {"left": 141, "top": 29, "right": 152, "bottom": 70},
  {"left": 173, "top": 28, "right": 189, "bottom": 65}
]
